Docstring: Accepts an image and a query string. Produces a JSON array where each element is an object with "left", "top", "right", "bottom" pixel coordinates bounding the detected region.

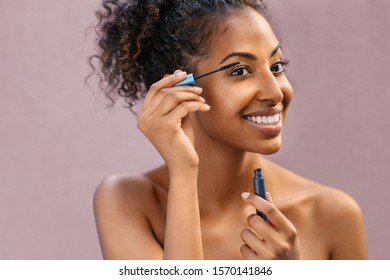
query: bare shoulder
[
  {"left": 264, "top": 159, "right": 367, "bottom": 259},
  {"left": 310, "top": 181, "right": 362, "bottom": 221},
  {"left": 94, "top": 172, "right": 162, "bottom": 211},
  {"left": 264, "top": 158, "right": 362, "bottom": 218},
  {"left": 93, "top": 167, "right": 168, "bottom": 259},
  {"left": 304, "top": 180, "right": 367, "bottom": 259}
]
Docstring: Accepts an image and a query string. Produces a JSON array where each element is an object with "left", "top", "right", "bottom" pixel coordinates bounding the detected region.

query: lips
[{"left": 242, "top": 107, "right": 284, "bottom": 136}]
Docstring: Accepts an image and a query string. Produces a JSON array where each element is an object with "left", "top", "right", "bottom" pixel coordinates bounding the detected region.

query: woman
[{"left": 92, "top": 0, "right": 367, "bottom": 259}]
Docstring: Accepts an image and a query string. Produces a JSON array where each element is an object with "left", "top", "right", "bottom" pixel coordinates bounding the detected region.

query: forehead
[{"left": 205, "top": 7, "right": 280, "bottom": 63}]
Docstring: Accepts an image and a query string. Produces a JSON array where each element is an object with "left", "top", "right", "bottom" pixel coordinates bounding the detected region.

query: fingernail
[
  {"left": 175, "top": 71, "right": 186, "bottom": 76},
  {"left": 241, "top": 192, "right": 250, "bottom": 200},
  {"left": 199, "top": 96, "right": 206, "bottom": 103},
  {"left": 194, "top": 87, "right": 203, "bottom": 93}
]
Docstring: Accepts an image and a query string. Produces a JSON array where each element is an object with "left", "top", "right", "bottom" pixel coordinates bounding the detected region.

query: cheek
[
  {"left": 199, "top": 95, "right": 239, "bottom": 129},
  {"left": 201, "top": 83, "right": 250, "bottom": 116},
  {"left": 194, "top": 88, "right": 242, "bottom": 134}
]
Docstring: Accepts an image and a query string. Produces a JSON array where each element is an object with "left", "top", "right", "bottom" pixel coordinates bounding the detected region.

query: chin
[
  {"left": 252, "top": 138, "right": 282, "bottom": 155},
  {"left": 258, "top": 147, "right": 281, "bottom": 155}
]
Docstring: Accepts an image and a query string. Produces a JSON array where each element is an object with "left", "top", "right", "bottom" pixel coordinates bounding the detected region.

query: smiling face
[{"left": 191, "top": 7, "right": 294, "bottom": 155}]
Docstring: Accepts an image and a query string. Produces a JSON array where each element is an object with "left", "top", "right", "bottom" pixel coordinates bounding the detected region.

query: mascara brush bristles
[{"left": 195, "top": 61, "right": 240, "bottom": 80}]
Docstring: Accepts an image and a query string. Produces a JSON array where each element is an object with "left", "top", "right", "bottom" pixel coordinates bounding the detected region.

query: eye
[
  {"left": 230, "top": 67, "right": 250, "bottom": 77},
  {"left": 271, "top": 59, "right": 290, "bottom": 74}
]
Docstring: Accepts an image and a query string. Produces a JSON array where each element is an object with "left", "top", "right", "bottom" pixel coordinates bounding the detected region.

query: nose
[{"left": 254, "top": 71, "right": 284, "bottom": 105}]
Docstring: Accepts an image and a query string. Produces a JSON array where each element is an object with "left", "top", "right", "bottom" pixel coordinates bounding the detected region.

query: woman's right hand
[{"left": 137, "top": 70, "right": 210, "bottom": 173}]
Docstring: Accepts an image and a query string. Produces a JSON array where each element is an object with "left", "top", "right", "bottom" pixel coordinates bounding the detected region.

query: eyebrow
[
  {"left": 271, "top": 44, "right": 282, "bottom": 57},
  {"left": 219, "top": 44, "right": 282, "bottom": 65}
]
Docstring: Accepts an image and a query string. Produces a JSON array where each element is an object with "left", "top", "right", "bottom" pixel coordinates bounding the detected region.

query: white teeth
[{"left": 246, "top": 113, "right": 280, "bottom": 125}]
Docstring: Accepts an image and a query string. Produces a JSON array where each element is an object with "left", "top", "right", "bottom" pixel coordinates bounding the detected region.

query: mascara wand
[{"left": 174, "top": 61, "right": 240, "bottom": 86}]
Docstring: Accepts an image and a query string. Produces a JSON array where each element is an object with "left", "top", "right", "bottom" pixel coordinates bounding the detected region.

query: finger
[
  {"left": 241, "top": 192, "right": 292, "bottom": 233},
  {"left": 240, "top": 228, "right": 264, "bottom": 251},
  {"left": 143, "top": 71, "right": 188, "bottom": 105},
  {"left": 143, "top": 86, "right": 203, "bottom": 117},
  {"left": 246, "top": 214, "right": 269, "bottom": 240},
  {"left": 139, "top": 98, "right": 209, "bottom": 135},
  {"left": 265, "top": 192, "right": 277, "bottom": 230},
  {"left": 266, "top": 192, "right": 273, "bottom": 203},
  {"left": 246, "top": 214, "right": 281, "bottom": 254},
  {"left": 240, "top": 229, "right": 273, "bottom": 260},
  {"left": 160, "top": 100, "right": 210, "bottom": 125},
  {"left": 240, "top": 244, "right": 257, "bottom": 260},
  {"left": 264, "top": 192, "right": 297, "bottom": 240},
  {"left": 157, "top": 91, "right": 206, "bottom": 116}
]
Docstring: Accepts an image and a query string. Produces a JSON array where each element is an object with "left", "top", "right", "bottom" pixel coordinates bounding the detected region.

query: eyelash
[
  {"left": 229, "top": 58, "right": 290, "bottom": 77},
  {"left": 272, "top": 58, "right": 290, "bottom": 73},
  {"left": 230, "top": 66, "right": 250, "bottom": 77}
]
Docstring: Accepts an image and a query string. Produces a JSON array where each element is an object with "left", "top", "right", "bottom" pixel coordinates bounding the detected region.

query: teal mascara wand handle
[
  {"left": 174, "top": 73, "right": 196, "bottom": 86},
  {"left": 174, "top": 61, "right": 240, "bottom": 87}
]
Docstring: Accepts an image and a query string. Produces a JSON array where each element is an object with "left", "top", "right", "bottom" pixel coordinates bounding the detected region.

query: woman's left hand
[{"left": 240, "top": 192, "right": 302, "bottom": 260}]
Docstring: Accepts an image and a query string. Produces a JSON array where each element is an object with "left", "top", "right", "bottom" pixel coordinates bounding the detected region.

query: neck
[{"left": 195, "top": 135, "right": 263, "bottom": 214}]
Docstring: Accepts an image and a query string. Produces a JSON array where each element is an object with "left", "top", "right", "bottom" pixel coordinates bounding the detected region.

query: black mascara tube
[{"left": 253, "top": 169, "right": 268, "bottom": 222}]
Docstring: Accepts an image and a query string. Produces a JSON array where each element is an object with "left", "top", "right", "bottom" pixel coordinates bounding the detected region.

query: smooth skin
[{"left": 93, "top": 7, "right": 367, "bottom": 260}]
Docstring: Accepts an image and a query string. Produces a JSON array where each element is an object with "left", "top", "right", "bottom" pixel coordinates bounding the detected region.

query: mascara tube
[{"left": 253, "top": 169, "right": 268, "bottom": 222}]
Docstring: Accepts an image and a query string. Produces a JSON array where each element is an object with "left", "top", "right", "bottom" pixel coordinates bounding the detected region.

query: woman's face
[{"left": 192, "top": 7, "right": 294, "bottom": 155}]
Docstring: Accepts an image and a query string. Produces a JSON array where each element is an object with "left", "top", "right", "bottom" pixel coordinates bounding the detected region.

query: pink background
[{"left": 1, "top": 0, "right": 389, "bottom": 259}]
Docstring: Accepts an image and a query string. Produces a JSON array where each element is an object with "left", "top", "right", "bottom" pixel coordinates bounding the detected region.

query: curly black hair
[{"left": 90, "top": 0, "right": 267, "bottom": 108}]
